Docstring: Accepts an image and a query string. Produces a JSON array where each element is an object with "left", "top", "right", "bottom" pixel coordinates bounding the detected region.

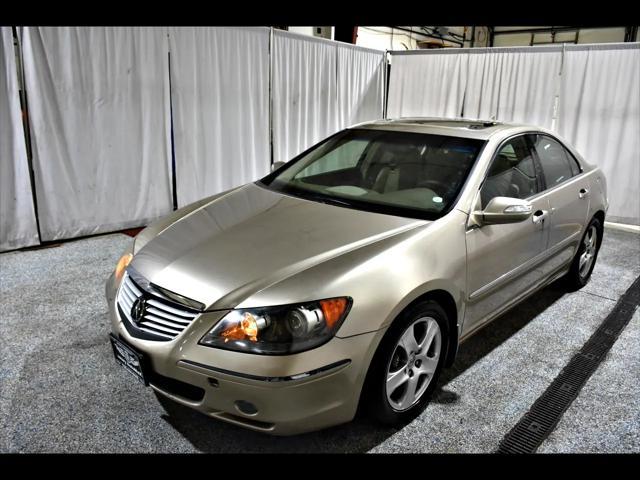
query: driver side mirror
[
  {"left": 472, "top": 196, "right": 533, "bottom": 226},
  {"left": 271, "top": 161, "right": 286, "bottom": 172}
]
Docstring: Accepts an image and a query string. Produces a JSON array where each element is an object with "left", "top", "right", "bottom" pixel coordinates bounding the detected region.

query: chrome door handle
[
  {"left": 532, "top": 209, "right": 548, "bottom": 224},
  {"left": 579, "top": 188, "right": 589, "bottom": 199}
]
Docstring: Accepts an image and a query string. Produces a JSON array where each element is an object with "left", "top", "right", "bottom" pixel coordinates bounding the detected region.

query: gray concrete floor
[
  {"left": 0, "top": 228, "right": 638, "bottom": 453},
  {"left": 539, "top": 309, "right": 640, "bottom": 453}
]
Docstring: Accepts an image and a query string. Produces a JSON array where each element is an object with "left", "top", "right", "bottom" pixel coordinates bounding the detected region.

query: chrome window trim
[
  {"left": 529, "top": 133, "right": 585, "bottom": 191},
  {"left": 533, "top": 132, "right": 584, "bottom": 174},
  {"left": 475, "top": 130, "right": 585, "bottom": 206},
  {"left": 476, "top": 131, "right": 544, "bottom": 206}
]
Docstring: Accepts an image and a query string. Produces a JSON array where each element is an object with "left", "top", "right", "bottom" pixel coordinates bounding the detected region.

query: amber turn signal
[
  {"left": 319, "top": 298, "right": 348, "bottom": 328},
  {"left": 115, "top": 253, "right": 133, "bottom": 282}
]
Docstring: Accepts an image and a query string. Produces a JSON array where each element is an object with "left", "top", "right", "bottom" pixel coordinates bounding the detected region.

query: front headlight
[{"left": 199, "top": 297, "right": 352, "bottom": 355}]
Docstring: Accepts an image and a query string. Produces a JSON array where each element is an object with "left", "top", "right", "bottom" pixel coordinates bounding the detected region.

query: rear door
[
  {"left": 528, "top": 134, "right": 591, "bottom": 277},
  {"left": 464, "top": 134, "right": 550, "bottom": 335}
]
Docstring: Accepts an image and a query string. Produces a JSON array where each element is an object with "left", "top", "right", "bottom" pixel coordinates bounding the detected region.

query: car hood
[{"left": 130, "top": 183, "right": 425, "bottom": 309}]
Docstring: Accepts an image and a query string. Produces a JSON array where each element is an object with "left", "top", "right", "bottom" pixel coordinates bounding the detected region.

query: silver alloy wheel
[
  {"left": 579, "top": 225, "right": 598, "bottom": 278},
  {"left": 386, "top": 316, "right": 441, "bottom": 412}
]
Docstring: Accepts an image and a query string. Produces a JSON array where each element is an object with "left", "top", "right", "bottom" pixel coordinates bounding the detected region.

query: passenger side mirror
[
  {"left": 271, "top": 161, "right": 286, "bottom": 172},
  {"left": 473, "top": 196, "right": 533, "bottom": 226}
]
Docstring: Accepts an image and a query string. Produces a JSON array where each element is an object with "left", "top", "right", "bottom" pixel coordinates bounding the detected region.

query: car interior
[
  {"left": 291, "top": 135, "right": 480, "bottom": 213},
  {"left": 480, "top": 139, "right": 538, "bottom": 208}
]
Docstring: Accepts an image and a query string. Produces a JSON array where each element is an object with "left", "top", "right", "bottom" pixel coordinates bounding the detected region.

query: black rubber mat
[{"left": 497, "top": 275, "right": 640, "bottom": 454}]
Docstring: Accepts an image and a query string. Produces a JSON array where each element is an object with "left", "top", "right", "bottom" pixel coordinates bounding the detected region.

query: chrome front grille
[{"left": 117, "top": 270, "right": 200, "bottom": 341}]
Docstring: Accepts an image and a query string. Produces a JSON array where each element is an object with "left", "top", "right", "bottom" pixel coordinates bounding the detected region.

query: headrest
[{"left": 491, "top": 153, "right": 513, "bottom": 174}]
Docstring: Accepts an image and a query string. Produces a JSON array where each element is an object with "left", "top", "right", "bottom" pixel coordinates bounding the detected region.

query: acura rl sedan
[{"left": 106, "top": 118, "right": 608, "bottom": 435}]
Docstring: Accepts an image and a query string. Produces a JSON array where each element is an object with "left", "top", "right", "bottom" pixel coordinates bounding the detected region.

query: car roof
[{"left": 352, "top": 117, "right": 538, "bottom": 140}]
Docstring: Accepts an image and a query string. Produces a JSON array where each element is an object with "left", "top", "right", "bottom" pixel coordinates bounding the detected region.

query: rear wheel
[
  {"left": 363, "top": 300, "right": 448, "bottom": 425},
  {"left": 565, "top": 217, "right": 602, "bottom": 290}
]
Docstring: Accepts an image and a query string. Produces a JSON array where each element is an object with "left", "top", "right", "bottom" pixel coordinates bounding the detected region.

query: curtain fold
[
  {"left": 169, "top": 27, "right": 271, "bottom": 207},
  {"left": 0, "top": 27, "right": 39, "bottom": 252},
  {"left": 388, "top": 43, "right": 639, "bottom": 225},
  {"left": 272, "top": 31, "right": 340, "bottom": 164},
  {"left": 387, "top": 52, "right": 467, "bottom": 118},
  {"left": 463, "top": 47, "right": 562, "bottom": 129},
  {"left": 21, "top": 27, "right": 173, "bottom": 241},
  {"left": 272, "top": 32, "right": 386, "bottom": 164},
  {"left": 557, "top": 44, "right": 640, "bottom": 224},
  {"left": 336, "top": 44, "right": 385, "bottom": 128}
]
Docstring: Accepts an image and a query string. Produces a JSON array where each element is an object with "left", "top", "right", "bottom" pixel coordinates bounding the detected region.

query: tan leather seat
[{"left": 372, "top": 166, "right": 400, "bottom": 193}]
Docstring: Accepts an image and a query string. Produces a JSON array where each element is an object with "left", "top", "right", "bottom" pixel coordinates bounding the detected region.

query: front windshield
[{"left": 260, "top": 129, "right": 485, "bottom": 220}]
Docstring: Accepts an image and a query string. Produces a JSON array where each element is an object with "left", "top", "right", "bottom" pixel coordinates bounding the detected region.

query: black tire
[
  {"left": 362, "top": 300, "right": 449, "bottom": 426},
  {"left": 564, "top": 217, "right": 603, "bottom": 291}
]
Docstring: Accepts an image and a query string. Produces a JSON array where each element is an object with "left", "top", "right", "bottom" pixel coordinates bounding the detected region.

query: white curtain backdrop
[
  {"left": 463, "top": 47, "right": 563, "bottom": 129},
  {"left": 272, "top": 31, "right": 339, "bottom": 164},
  {"left": 557, "top": 43, "right": 640, "bottom": 224},
  {"left": 21, "top": 27, "right": 173, "bottom": 241},
  {"left": 387, "top": 51, "right": 467, "bottom": 118},
  {"left": 336, "top": 43, "right": 385, "bottom": 129},
  {"left": 0, "top": 27, "right": 39, "bottom": 252},
  {"left": 169, "top": 27, "right": 271, "bottom": 207},
  {"left": 388, "top": 43, "right": 640, "bottom": 225}
]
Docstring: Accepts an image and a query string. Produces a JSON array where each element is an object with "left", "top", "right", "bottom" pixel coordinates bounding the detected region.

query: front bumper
[{"left": 106, "top": 273, "right": 385, "bottom": 435}]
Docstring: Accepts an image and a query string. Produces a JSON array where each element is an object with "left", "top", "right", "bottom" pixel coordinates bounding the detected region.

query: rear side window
[
  {"left": 480, "top": 135, "right": 539, "bottom": 208},
  {"left": 531, "top": 135, "right": 580, "bottom": 188}
]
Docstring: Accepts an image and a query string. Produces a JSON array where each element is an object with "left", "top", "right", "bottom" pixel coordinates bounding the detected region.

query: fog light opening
[{"left": 235, "top": 400, "right": 258, "bottom": 416}]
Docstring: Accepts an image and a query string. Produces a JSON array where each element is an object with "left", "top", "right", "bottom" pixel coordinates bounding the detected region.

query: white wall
[
  {"left": 286, "top": 26, "right": 333, "bottom": 40},
  {"left": 355, "top": 27, "right": 636, "bottom": 51},
  {"left": 356, "top": 27, "right": 464, "bottom": 51},
  {"left": 493, "top": 27, "right": 629, "bottom": 46},
  {"left": 578, "top": 28, "right": 626, "bottom": 43},
  {"left": 356, "top": 27, "right": 418, "bottom": 51}
]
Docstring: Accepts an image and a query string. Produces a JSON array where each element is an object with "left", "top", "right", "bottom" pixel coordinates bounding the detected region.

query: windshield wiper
[
  {"left": 286, "top": 188, "right": 355, "bottom": 208},
  {"left": 316, "top": 195, "right": 354, "bottom": 207}
]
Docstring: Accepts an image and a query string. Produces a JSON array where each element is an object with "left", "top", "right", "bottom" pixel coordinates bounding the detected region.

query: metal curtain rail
[
  {"left": 13, "top": 26, "right": 42, "bottom": 244},
  {"left": 493, "top": 26, "right": 627, "bottom": 36},
  {"left": 268, "top": 27, "right": 274, "bottom": 166},
  {"left": 167, "top": 37, "right": 178, "bottom": 211}
]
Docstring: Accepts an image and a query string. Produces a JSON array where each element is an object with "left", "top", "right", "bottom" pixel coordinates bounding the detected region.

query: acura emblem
[{"left": 131, "top": 298, "right": 147, "bottom": 324}]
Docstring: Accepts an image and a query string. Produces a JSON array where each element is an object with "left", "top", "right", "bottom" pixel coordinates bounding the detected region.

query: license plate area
[{"left": 110, "top": 334, "right": 149, "bottom": 385}]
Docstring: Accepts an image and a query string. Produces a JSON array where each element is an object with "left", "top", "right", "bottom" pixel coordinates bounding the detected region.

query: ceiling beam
[
  {"left": 493, "top": 26, "right": 625, "bottom": 36},
  {"left": 387, "top": 26, "right": 463, "bottom": 46}
]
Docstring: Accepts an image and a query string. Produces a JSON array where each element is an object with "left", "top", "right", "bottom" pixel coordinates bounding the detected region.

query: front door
[{"left": 463, "top": 134, "right": 550, "bottom": 337}]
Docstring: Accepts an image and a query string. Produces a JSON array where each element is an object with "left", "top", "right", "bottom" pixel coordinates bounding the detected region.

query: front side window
[
  {"left": 531, "top": 134, "right": 579, "bottom": 188},
  {"left": 480, "top": 135, "right": 539, "bottom": 208},
  {"left": 260, "top": 129, "right": 485, "bottom": 220}
]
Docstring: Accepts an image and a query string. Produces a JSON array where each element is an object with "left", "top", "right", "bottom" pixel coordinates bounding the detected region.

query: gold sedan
[{"left": 107, "top": 119, "right": 608, "bottom": 435}]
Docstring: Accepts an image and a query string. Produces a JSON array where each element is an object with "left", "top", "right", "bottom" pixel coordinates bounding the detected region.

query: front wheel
[
  {"left": 363, "top": 300, "right": 448, "bottom": 425},
  {"left": 564, "top": 217, "right": 602, "bottom": 291}
]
